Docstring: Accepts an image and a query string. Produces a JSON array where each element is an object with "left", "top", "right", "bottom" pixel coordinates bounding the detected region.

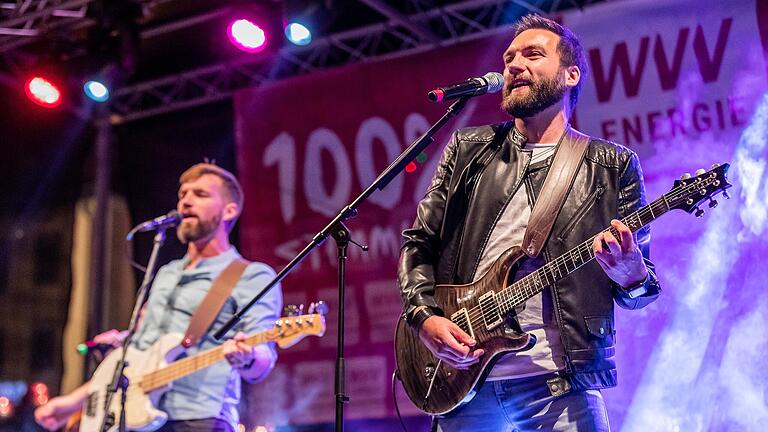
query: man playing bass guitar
[
  {"left": 35, "top": 162, "right": 282, "bottom": 432},
  {"left": 398, "top": 15, "right": 661, "bottom": 431}
]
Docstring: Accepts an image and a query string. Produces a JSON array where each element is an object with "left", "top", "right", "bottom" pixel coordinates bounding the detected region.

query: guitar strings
[
  {"left": 139, "top": 332, "right": 271, "bottom": 390},
  {"left": 451, "top": 177, "right": 708, "bottom": 331},
  {"left": 456, "top": 201, "right": 658, "bottom": 328}
]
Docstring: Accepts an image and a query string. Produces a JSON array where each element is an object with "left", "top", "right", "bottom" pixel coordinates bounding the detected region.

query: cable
[{"left": 392, "top": 369, "right": 410, "bottom": 432}]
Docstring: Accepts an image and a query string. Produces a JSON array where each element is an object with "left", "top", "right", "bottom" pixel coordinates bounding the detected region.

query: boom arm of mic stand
[{"left": 214, "top": 95, "right": 472, "bottom": 340}]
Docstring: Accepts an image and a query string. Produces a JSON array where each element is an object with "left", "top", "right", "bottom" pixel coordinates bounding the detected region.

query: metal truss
[
  {"left": 0, "top": 0, "right": 93, "bottom": 52},
  {"left": 1, "top": 0, "right": 605, "bottom": 122},
  {"left": 112, "top": 0, "right": 606, "bottom": 122}
]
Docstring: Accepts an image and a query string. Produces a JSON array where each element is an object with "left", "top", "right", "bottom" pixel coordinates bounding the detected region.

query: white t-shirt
[{"left": 472, "top": 142, "right": 566, "bottom": 380}]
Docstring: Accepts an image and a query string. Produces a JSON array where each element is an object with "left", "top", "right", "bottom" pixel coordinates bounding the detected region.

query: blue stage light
[
  {"left": 285, "top": 22, "right": 312, "bottom": 46},
  {"left": 84, "top": 80, "right": 110, "bottom": 102}
]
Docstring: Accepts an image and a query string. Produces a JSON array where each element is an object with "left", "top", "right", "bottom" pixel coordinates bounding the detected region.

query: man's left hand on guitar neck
[
  {"left": 592, "top": 219, "right": 649, "bottom": 293},
  {"left": 222, "top": 332, "right": 276, "bottom": 383}
]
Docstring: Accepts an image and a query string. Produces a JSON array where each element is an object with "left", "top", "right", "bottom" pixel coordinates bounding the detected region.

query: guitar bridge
[
  {"left": 479, "top": 291, "right": 503, "bottom": 330},
  {"left": 450, "top": 308, "right": 475, "bottom": 340}
]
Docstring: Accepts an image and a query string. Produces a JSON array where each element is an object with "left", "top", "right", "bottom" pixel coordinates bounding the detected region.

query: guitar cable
[{"left": 391, "top": 369, "right": 410, "bottom": 432}]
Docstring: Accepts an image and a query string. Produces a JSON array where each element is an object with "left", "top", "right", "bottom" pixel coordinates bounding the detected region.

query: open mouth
[
  {"left": 181, "top": 213, "right": 198, "bottom": 222},
  {"left": 509, "top": 79, "right": 531, "bottom": 90}
]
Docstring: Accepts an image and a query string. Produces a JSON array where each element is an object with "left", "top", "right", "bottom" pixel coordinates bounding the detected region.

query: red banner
[
  {"left": 235, "top": 0, "right": 768, "bottom": 428},
  {"left": 234, "top": 34, "right": 514, "bottom": 425}
]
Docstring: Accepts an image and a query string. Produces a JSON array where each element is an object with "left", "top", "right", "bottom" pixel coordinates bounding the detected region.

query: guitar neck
[
  {"left": 495, "top": 194, "right": 672, "bottom": 315},
  {"left": 138, "top": 331, "right": 272, "bottom": 393}
]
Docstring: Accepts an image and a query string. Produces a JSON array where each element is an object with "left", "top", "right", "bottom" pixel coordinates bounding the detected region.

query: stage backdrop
[{"left": 235, "top": 0, "right": 768, "bottom": 429}]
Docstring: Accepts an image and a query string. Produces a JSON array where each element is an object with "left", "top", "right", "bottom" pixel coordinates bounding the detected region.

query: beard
[
  {"left": 501, "top": 73, "right": 568, "bottom": 119},
  {"left": 176, "top": 212, "right": 222, "bottom": 244}
]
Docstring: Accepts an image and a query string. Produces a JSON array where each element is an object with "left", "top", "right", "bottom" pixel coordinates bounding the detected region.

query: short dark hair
[{"left": 511, "top": 14, "right": 589, "bottom": 108}]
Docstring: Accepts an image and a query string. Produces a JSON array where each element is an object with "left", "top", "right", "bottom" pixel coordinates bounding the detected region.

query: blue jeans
[
  {"left": 156, "top": 418, "right": 234, "bottom": 432},
  {"left": 436, "top": 374, "right": 611, "bottom": 432}
]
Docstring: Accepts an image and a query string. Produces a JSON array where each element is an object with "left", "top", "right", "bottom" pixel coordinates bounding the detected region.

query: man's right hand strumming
[
  {"left": 418, "top": 316, "right": 485, "bottom": 370},
  {"left": 34, "top": 384, "right": 88, "bottom": 431}
]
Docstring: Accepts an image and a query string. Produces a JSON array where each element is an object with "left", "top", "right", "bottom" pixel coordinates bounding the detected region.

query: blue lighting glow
[
  {"left": 285, "top": 22, "right": 312, "bottom": 46},
  {"left": 83, "top": 80, "right": 110, "bottom": 102}
]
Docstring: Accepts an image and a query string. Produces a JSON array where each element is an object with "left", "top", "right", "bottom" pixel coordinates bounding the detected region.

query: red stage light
[
  {"left": 25, "top": 76, "right": 62, "bottom": 108},
  {"left": 0, "top": 396, "right": 13, "bottom": 418},
  {"left": 405, "top": 161, "right": 418, "bottom": 173},
  {"left": 227, "top": 18, "right": 267, "bottom": 53}
]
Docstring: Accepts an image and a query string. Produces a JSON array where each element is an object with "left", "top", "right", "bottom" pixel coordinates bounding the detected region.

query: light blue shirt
[{"left": 133, "top": 247, "right": 282, "bottom": 428}]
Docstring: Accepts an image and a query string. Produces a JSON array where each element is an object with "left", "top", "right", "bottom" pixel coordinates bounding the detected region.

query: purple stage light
[{"left": 227, "top": 18, "right": 267, "bottom": 53}]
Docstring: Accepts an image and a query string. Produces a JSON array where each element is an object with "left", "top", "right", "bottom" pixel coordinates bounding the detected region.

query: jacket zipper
[{"left": 555, "top": 185, "right": 604, "bottom": 242}]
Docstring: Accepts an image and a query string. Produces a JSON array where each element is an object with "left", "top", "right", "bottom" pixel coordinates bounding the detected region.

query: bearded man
[
  {"left": 36, "top": 163, "right": 282, "bottom": 432},
  {"left": 398, "top": 15, "right": 661, "bottom": 431}
]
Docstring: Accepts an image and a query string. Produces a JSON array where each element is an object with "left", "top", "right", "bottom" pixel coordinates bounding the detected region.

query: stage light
[
  {"left": 0, "top": 396, "right": 13, "bottom": 419},
  {"left": 30, "top": 382, "right": 49, "bottom": 407},
  {"left": 285, "top": 22, "right": 311, "bottom": 46},
  {"left": 25, "top": 76, "right": 62, "bottom": 108},
  {"left": 405, "top": 161, "right": 418, "bottom": 173},
  {"left": 228, "top": 18, "right": 267, "bottom": 53},
  {"left": 84, "top": 80, "right": 110, "bottom": 102}
]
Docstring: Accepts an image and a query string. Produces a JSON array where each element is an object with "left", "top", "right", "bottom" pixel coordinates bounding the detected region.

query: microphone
[
  {"left": 127, "top": 210, "right": 181, "bottom": 240},
  {"left": 428, "top": 72, "right": 504, "bottom": 102}
]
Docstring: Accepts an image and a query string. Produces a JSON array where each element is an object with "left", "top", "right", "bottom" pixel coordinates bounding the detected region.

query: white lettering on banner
[
  {"left": 263, "top": 132, "right": 296, "bottom": 224},
  {"left": 273, "top": 221, "right": 411, "bottom": 271},
  {"left": 589, "top": 18, "right": 733, "bottom": 103},
  {"left": 304, "top": 128, "right": 353, "bottom": 217},
  {"left": 601, "top": 96, "right": 748, "bottom": 145},
  {"left": 264, "top": 113, "right": 440, "bottom": 225},
  {"left": 355, "top": 117, "right": 403, "bottom": 209}
]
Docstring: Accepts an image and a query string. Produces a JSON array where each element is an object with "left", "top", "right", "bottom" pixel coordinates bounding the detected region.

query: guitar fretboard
[
  {"left": 493, "top": 193, "right": 672, "bottom": 315},
  {"left": 138, "top": 331, "right": 274, "bottom": 392}
]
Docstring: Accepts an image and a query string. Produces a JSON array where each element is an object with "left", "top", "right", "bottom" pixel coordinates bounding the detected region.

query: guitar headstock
[
  {"left": 271, "top": 301, "right": 328, "bottom": 348},
  {"left": 667, "top": 163, "right": 731, "bottom": 216}
]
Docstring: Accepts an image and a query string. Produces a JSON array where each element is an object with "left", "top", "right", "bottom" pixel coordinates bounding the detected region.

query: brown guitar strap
[
  {"left": 521, "top": 127, "right": 590, "bottom": 258},
  {"left": 181, "top": 258, "right": 250, "bottom": 348}
]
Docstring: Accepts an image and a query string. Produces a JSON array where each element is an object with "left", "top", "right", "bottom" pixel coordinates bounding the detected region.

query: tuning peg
[
  {"left": 694, "top": 207, "right": 705, "bottom": 217},
  {"left": 695, "top": 168, "right": 706, "bottom": 176},
  {"left": 711, "top": 163, "right": 720, "bottom": 169},
  {"left": 680, "top": 173, "right": 692, "bottom": 180},
  {"left": 708, "top": 198, "right": 718, "bottom": 208},
  {"left": 723, "top": 190, "right": 731, "bottom": 199},
  {"left": 309, "top": 301, "right": 329, "bottom": 316},
  {"left": 283, "top": 304, "right": 303, "bottom": 317}
]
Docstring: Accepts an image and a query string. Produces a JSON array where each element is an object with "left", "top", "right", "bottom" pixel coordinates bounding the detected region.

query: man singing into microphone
[
  {"left": 35, "top": 163, "right": 282, "bottom": 432},
  {"left": 398, "top": 15, "right": 661, "bottom": 431}
]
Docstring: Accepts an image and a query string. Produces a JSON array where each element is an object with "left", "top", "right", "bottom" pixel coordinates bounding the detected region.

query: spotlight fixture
[
  {"left": 227, "top": 18, "right": 268, "bottom": 53},
  {"left": 24, "top": 76, "right": 62, "bottom": 108},
  {"left": 84, "top": 80, "right": 110, "bottom": 102},
  {"left": 285, "top": 22, "right": 312, "bottom": 46}
]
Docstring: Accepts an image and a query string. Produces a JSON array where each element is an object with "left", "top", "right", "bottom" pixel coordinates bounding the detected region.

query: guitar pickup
[
  {"left": 449, "top": 308, "right": 475, "bottom": 340},
  {"left": 479, "top": 291, "right": 503, "bottom": 330}
]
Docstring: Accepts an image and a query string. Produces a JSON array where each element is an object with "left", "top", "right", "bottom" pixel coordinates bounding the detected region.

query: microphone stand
[
  {"left": 214, "top": 95, "right": 472, "bottom": 431},
  {"left": 100, "top": 227, "right": 169, "bottom": 432}
]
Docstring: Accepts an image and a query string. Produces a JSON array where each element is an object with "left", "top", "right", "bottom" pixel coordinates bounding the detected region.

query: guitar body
[
  {"left": 79, "top": 333, "right": 184, "bottom": 432},
  {"left": 75, "top": 312, "right": 327, "bottom": 432},
  {"left": 395, "top": 246, "right": 536, "bottom": 415}
]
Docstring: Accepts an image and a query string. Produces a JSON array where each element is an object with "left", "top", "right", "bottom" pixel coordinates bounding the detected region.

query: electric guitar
[
  {"left": 395, "top": 164, "right": 732, "bottom": 415},
  {"left": 79, "top": 308, "right": 326, "bottom": 431}
]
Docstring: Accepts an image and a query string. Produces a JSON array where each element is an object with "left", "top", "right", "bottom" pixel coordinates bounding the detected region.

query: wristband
[
  {"left": 408, "top": 306, "right": 437, "bottom": 333},
  {"left": 623, "top": 274, "right": 649, "bottom": 299}
]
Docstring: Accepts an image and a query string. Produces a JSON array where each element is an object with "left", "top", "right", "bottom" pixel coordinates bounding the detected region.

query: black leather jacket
[{"left": 397, "top": 122, "right": 661, "bottom": 390}]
